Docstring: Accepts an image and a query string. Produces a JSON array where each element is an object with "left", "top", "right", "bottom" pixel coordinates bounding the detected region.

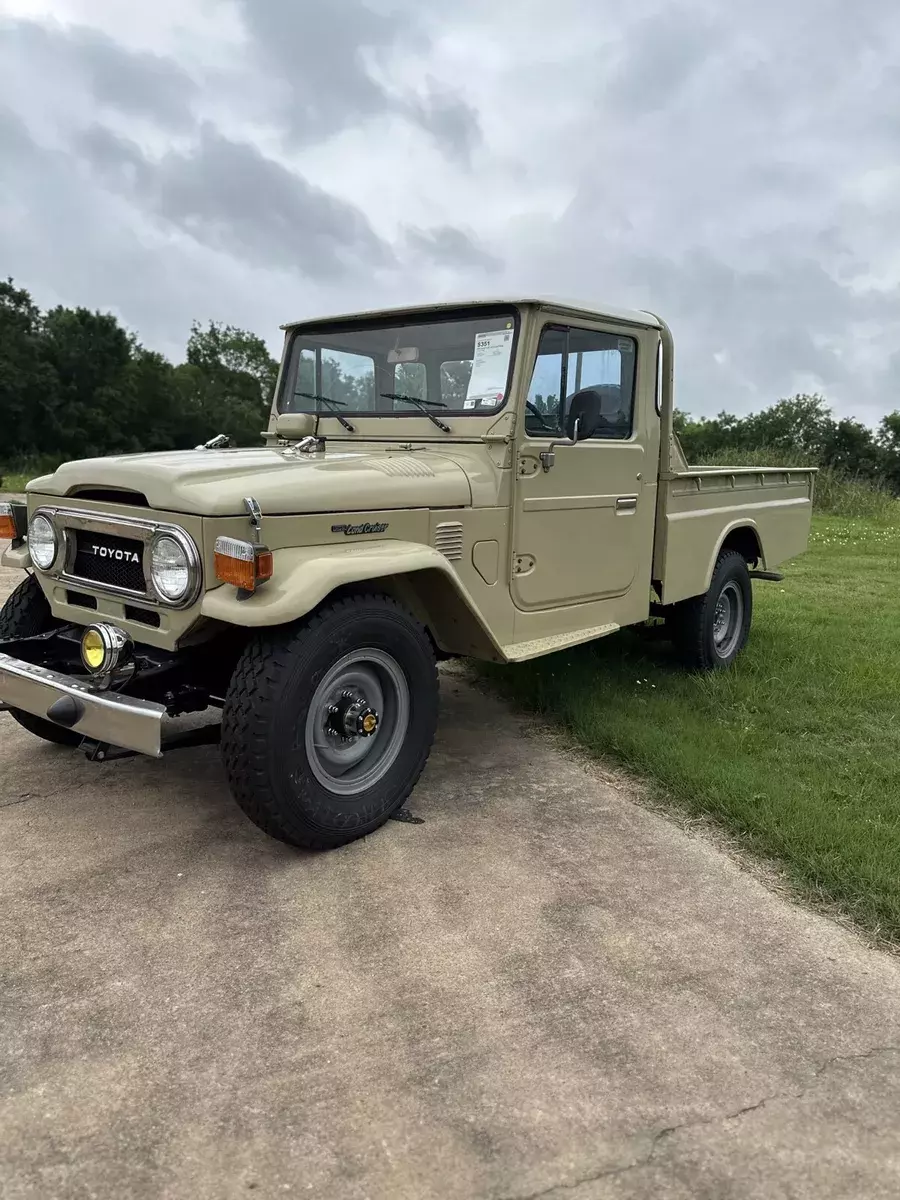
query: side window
[
  {"left": 568, "top": 328, "right": 636, "bottom": 440},
  {"left": 525, "top": 327, "right": 566, "bottom": 435},
  {"left": 525, "top": 325, "right": 637, "bottom": 439}
]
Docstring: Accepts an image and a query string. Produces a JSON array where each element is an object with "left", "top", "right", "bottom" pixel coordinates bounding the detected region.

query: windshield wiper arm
[
  {"left": 295, "top": 392, "right": 356, "bottom": 432},
  {"left": 380, "top": 393, "right": 451, "bottom": 433}
]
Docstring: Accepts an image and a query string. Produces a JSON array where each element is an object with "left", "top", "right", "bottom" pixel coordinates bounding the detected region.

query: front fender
[{"left": 199, "top": 539, "right": 503, "bottom": 657}]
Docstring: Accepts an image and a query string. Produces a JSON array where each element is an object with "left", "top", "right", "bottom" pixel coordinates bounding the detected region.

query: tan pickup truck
[{"left": 0, "top": 297, "right": 813, "bottom": 848}]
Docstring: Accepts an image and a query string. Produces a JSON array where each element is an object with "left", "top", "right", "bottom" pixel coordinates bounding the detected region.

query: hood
[{"left": 29, "top": 446, "right": 473, "bottom": 517}]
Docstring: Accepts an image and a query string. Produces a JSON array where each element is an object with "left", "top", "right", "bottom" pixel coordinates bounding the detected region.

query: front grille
[{"left": 71, "top": 530, "right": 146, "bottom": 592}]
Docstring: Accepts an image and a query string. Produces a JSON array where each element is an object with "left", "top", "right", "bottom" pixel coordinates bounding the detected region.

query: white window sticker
[
  {"left": 465, "top": 329, "right": 513, "bottom": 405},
  {"left": 463, "top": 398, "right": 477, "bottom": 409}
]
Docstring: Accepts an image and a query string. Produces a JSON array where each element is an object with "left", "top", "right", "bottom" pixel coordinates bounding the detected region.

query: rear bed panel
[{"left": 656, "top": 468, "right": 815, "bottom": 604}]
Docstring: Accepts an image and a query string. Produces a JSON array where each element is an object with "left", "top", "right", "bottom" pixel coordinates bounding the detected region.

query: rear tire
[
  {"left": 220, "top": 594, "right": 438, "bottom": 850},
  {"left": 0, "top": 575, "right": 83, "bottom": 746},
  {"left": 667, "top": 550, "right": 752, "bottom": 671}
]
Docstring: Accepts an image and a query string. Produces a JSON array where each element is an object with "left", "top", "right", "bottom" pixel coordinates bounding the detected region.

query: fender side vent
[{"left": 434, "top": 521, "right": 464, "bottom": 561}]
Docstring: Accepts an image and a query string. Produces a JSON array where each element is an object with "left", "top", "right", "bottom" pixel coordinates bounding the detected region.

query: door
[{"left": 512, "top": 321, "right": 655, "bottom": 612}]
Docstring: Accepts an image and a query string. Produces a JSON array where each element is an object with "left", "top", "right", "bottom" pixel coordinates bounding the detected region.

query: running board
[
  {"left": 749, "top": 570, "right": 785, "bottom": 582},
  {"left": 501, "top": 623, "right": 619, "bottom": 663}
]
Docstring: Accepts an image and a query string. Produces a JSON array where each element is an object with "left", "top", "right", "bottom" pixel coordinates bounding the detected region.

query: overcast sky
[{"left": 2, "top": 0, "right": 900, "bottom": 423}]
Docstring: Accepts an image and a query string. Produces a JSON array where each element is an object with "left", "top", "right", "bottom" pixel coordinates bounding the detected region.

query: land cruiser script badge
[
  {"left": 90, "top": 544, "right": 141, "bottom": 562},
  {"left": 331, "top": 522, "right": 389, "bottom": 536}
]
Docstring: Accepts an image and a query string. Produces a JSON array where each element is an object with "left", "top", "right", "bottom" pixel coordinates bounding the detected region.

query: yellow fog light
[{"left": 80, "top": 624, "right": 132, "bottom": 675}]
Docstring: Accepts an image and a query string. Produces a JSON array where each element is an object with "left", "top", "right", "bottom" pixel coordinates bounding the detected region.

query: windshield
[{"left": 278, "top": 307, "right": 519, "bottom": 419}]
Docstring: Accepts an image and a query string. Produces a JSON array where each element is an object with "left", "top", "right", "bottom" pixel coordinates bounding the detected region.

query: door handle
[{"left": 616, "top": 496, "right": 638, "bottom": 514}]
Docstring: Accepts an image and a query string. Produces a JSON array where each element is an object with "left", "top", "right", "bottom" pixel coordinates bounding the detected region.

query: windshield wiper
[
  {"left": 381, "top": 393, "right": 451, "bottom": 433},
  {"left": 294, "top": 392, "right": 356, "bottom": 432}
]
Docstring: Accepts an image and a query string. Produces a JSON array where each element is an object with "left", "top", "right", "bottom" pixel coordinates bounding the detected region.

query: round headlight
[
  {"left": 150, "top": 534, "right": 191, "bottom": 602},
  {"left": 28, "top": 514, "right": 57, "bottom": 570}
]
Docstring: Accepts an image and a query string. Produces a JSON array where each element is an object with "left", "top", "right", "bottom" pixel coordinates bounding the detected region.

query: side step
[
  {"left": 749, "top": 570, "right": 785, "bottom": 582},
  {"left": 500, "top": 622, "right": 619, "bottom": 663}
]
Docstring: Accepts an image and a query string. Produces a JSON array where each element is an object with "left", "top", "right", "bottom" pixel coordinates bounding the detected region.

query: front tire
[
  {"left": 667, "top": 550, "right": 753, "bottom": 671},
  {"left": 0, "top": 574, "right": 83, "bottom": 746},
  {"left": 220, "top": 594, "right": 439, "bottom": 850}
]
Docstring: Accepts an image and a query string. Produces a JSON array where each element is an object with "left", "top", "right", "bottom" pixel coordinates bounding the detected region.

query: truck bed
[{"left": 654, "top": 465, "right": 816, "bottom": 605}]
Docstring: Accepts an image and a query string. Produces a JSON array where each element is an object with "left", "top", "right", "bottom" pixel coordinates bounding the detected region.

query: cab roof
[{"left": 282, "top": 296, "right": 661, "bottom": 332}]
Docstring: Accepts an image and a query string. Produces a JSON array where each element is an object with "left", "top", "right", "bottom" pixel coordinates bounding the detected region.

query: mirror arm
[{"left": 539, "top": 417, "right": 581, "bottom": 472}]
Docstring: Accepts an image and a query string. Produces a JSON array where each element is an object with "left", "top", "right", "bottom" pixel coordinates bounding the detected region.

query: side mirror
[
  {"left": 275, "top": 412, "right": 317, "bottom": 440},
  {"left": 564, "top": 388, "right": 606, "bottom": 442}
]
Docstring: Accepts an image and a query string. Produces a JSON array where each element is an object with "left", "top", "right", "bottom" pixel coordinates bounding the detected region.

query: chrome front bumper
[{"left": 0, "top": 653, "right": 166, "bottom": 757}]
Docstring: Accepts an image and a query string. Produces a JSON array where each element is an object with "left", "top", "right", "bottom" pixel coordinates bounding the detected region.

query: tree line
[
  {"left": 1, "top": 278, "right": 278, "bottom": 466},
  {"left": 2, "top": 277, "right": 900, "bottom": 493},
  {"left": 675, "top": 394, "right": 900, "bottom": 492}
]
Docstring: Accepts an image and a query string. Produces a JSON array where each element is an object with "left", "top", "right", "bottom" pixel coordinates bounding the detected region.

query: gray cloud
[
  {"left": 235, "top": 0, "right": 480, "bottom": 160},
  {"left": 1, "top": 18, "right": 196, "bottom": 130},
  {"left": 3, "top": 0, "right": 900, "bottom": 423},
  {"left": 404, "top": 225, "right": 502, "bottom": 274},
  {"left": 78, "top": 122, "right": 393, "bottom": 279}
]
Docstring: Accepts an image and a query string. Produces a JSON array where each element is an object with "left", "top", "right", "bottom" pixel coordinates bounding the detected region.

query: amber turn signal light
[
  {"left": 0, "top": 502, "right": 23, "bottom": 542},
  {"left": 214, "top": 536, "right": 274, "bottom": 592}
]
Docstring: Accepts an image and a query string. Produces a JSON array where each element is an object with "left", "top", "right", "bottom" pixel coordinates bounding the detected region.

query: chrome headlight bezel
[
  {"left": 27, "top": 513, "right": 58, "bottom": 571},
  {"left": 148, "top": 529, "right": 201, "bottom": 606}
]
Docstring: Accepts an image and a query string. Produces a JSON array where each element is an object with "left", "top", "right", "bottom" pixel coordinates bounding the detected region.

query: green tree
[
  {"left": 183, "top": 322, "right": 279, "bottom": 446},
  {"left": 39, "top": 305, "right": 134, "bottom": 460},
  {"left": 0, "top": 279, "right": 60, "bottom": 460}
]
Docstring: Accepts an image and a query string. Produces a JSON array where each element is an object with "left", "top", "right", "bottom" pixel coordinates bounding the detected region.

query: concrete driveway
[{"left": 2, "top": 552, "right": 900, "bottom": 1200}]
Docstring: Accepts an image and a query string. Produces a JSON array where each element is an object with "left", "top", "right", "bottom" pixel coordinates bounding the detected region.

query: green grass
[
  {"left": 480, "top": 515, "right": 900, "bottom": 941},
  {"left": 0, "top": 457, "right": 60, "bottom": 496},
  {"left": 0, "top": 474, "right": 29, "bottom": 495}
]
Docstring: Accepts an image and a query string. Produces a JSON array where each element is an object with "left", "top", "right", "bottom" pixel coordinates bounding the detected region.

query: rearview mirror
[{"left": 387, "top": 347, "right": 419, "bottom": 364}]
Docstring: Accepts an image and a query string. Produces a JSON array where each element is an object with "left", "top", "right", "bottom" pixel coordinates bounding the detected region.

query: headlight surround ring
[
  {"left": 149, "top": 530, "right": 200, "bottom": 605},
  {"left": 27, "top": 513, "right": 58, "bottom": 571}
]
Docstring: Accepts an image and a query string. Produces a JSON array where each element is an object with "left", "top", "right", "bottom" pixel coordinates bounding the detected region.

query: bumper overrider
[{"left": 0, "top": 652, "right": 166, "bottom": 757}]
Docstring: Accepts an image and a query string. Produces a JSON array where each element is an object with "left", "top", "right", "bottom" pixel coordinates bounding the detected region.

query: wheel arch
[
  {"left": 200, "top": 540, "right": 504, "bottom": 663},
  {"left": 704, "top": 522, "right": 763, "bottom": 591}
]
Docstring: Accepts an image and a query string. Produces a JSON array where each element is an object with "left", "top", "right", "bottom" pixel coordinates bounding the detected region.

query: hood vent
[
  {"left": 371, "top": 457, "right": 436, "bottom": 478},
  {"left": 67, "top": 487, "right": 150, "bottom": 507},
  {"left": 434, "top": 521, "right": 464, "bottom": 561}
]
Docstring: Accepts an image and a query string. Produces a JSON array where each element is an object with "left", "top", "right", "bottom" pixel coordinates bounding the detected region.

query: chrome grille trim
[{"left": 30, "top": 506, "right": 202, "bottom": 609}]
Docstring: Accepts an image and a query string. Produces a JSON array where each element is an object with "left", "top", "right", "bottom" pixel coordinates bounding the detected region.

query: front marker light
[
  {"left": 0, "top": 502, "right": 24, "bottom": 542},
  {"left": 214, "top": 536, "right": 273, "bottom": 593}
]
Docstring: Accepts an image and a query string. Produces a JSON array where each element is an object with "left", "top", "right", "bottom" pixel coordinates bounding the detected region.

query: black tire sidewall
[
  {"left": 226, "top": 598, "right": 438, "bottom": 847},
  {"left": 703, "top": 554, "right": 752, "bottom": 667},
  {"left": 0, "top": 574, "right": 83, "bottom": 745}
]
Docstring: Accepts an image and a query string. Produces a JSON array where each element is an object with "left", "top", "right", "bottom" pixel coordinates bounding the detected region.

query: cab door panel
[
  {"left": 511, "top": 320, "right": 659, "bottom": 618},
  {"left": 513, "top": 441, "right": 645, "bottom": 608}
]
